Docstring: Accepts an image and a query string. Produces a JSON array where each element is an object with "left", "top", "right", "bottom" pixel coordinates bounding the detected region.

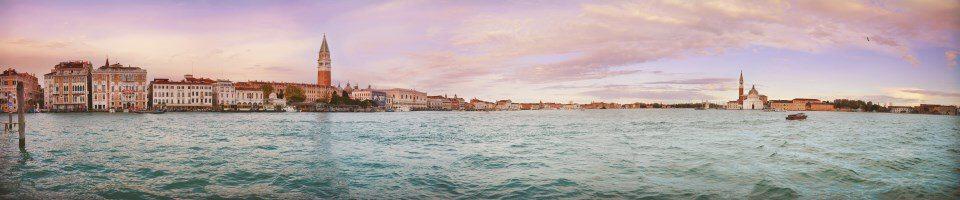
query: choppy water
[{"left": 0, "top": 110, "right": 957, "bottom": 199}]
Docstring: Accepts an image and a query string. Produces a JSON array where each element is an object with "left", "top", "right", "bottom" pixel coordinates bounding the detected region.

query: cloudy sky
[{"left": 1, "top": 0, "right": 958, "bottom": 105}]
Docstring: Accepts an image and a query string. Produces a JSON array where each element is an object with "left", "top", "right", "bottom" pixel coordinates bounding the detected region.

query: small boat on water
[
  {"left": 786, "top": 113, "right": 807, "bottom": 120},
  {"left": 152, "top": 109, "right": 166, "bottom": 114}
]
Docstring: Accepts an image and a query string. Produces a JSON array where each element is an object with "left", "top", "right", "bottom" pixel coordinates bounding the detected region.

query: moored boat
[{"left": 786, "top": 113, "right": 807, "bottom": 120}]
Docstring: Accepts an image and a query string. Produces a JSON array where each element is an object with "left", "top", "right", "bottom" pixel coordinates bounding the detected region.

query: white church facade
[{"left": 726, "top": 71, "right": 767, "bottom": 110}]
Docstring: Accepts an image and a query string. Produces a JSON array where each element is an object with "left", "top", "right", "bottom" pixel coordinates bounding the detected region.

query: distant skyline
[{"left": 1, "top": 0, "right": 958, "bottom": 105}]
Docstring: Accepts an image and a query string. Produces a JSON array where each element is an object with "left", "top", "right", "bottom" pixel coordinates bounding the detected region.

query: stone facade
[
  {"left": 317, "top": 34, "right": 332, "bottom": 86},
  {"left": 0, "top": 68, "right": 41, "bottom": 112},
  {"left": 385, "top": 88, "right": 427, "bottom": 111},
  {"left": 149, "top": 75, "right": 215, "bottom": 111},
  {"left": 44, "top": 61, "right": 93, "bottom": 112},
  {"left": 91, "top": 59, "right": 148, "bottom": 111}
]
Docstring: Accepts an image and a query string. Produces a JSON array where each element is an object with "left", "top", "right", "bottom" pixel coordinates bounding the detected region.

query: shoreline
[{"left": 24, "top": 108, "right": 959, "bottom": 116}]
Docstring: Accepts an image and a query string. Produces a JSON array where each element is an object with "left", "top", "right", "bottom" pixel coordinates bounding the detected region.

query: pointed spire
[
  {"left": 320, "top": 33, "right": 329, "bottom": 53},
  {"left": 105, "top": 54, "right": 110, "bottom": 67},
  {"left": 739, "top": 70, "right": 743, "bottom": 84}
]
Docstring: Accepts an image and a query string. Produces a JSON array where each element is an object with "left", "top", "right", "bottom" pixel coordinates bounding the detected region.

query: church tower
[
  {"left": 738, "top": 70, "right": 745, "bottom": 102},
  {"left": 318, "top": 34, "right": 332, "bottom": 86}
]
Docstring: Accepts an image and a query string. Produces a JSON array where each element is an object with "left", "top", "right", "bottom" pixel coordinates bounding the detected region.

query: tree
[
  {"left": 261, "top": 84, "right": 274, "bottom": 104},
  {"left": 284, "top": 86, "right": 306, "bottom": 105}
]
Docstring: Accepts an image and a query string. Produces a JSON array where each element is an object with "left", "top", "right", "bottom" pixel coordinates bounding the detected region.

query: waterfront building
[
  {"left": 623, "top": 102, "right": 644, "bottom": 109},
  {"left": 728, "top": 71, "right": 767, "bottom": 110},
  {"left": 440, "top": 96, "right": 453, "bottom": 110},
  {"left": 916, "top": 104, "right": 958, "bottom": 115},
  {"left": 234, "top": 84, "right": 264, "bottom": 108},
  {"left": 495, "top": 100, "right": 518, "bottom": 111},
  {"left": 888, "top": 106, "right": 914, "bottom": 113},
  {"left": 808, "top": 102, "right": 835, "bottom": 111},
  {"left": 149, "top": 75, "right": 215, "bottom": 111},
  {"left": 562, "top": 103, "right": 581, "bottom": 110},
  {"left": 771, "top": 98, "right": 832, "bottom": 111},
  {"left": 44, "top": 61, "right": 93, "bottom": 112},
  {"left": 351, "top": 86, "right": 387, "bottom": 107},
  {"left": 0, "top": 68, "right": 41, "bottom": 112},
  {"left": 427, "top": 95, "right": 446, "bottom": 110},
  {"left": 742, "top": 85, "right": 765, "bottom": 110},
  {"left": 212, "top": 80, "right": 237, "bottom": 108},
  {"left": 209, "top": 79, "right": 265, "bottom": 110},
  {"left": 385, "top": 88, "right": 427, "bottom": 111},
  {"left": 90, "top": 59, "right": 148, "bottom": 111},
  {"left": 236, "top": 81, "right": 337, "bottom": 104},
  {"left": 469, "top": 98, "right": 494, "bottom": 111},
  {"left": 539, "top": 102, "right": 562, "bottom": 110},
  {"left": 725, "top": 101, "right": 742, "bottom": 110},
  {"left": 768, "top": 100, "right": 791, "bottom": 111},
  {"left": 449, "top": 95, "right": 465, "bottom": 110},
  {"left": 519, "top": 103, "right": 536, "bottom": 110}
]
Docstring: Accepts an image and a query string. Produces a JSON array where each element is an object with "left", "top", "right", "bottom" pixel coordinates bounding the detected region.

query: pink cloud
[
  {"left": 947, "top": 50, "right": 959, "bottom": 68},
  {"left": 1, "top": 1, "right": 958, "bottom": 102}
]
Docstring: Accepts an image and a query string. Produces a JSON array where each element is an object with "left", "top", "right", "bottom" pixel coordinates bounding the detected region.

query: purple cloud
[
  {"left": 644, "top": 78, "right": 734, "bottom": 85},
  {"left": 899, "top": 89, "right": 960, "bottom": 98},
  {"left": 582, "top": 88, "right": 714, "bottom": 101}
]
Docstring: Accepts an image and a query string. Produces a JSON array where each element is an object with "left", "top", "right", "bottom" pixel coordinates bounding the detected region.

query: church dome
[
  {"left": 748, "top": 85, "right": 759, "bottom": 95},
  {"left": 344, "top": 83, "right": 354, "bottom": 93}
]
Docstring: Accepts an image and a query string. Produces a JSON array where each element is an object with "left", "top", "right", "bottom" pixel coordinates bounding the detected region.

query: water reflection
[{"left": 0, "top": 110, "right": 957, "bottom": 199}]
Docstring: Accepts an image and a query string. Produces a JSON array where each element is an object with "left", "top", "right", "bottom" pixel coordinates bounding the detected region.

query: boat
[
  {"left": 786, "top": 113, "right": 807, "bottom": 120},
  {"left": 152, "top": 109, "right": 166, "bottom": 114}
]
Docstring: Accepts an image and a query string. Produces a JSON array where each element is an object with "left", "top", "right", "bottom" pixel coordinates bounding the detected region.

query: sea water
[{"left": 0, "top": 110, "right": 957, "bottom": 199}]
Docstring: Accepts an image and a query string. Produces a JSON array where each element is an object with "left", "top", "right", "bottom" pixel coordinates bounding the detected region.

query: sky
[{"left": 1, "top": 0, "right": 958, "bottom": 105}]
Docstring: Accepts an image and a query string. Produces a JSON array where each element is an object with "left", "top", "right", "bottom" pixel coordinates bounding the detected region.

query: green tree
[
  {"left": 284, "top": 86, "right": 306, "bottom": 105},
  {"left": 261, "top": 84, "right": 274, "bottom": 104}
]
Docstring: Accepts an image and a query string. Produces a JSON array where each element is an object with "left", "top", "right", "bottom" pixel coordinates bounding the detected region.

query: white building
[
  {"left": 212, "top": 80, "right": 237, "bottom": 107},
  {"left": 385, "top": 88, "right": 427, "bottom": 111},
  {"left": 889, "top": 106, "right": 914, "bottom": 113},
  {"left": 149, "top": 75, "right": 215, "bottom": 111},
  {"left": 742, "top": 85, "right": 765, "bottom": 110},
  {"left": 234, "top": 86, "right": 264, "bottom": 108}
]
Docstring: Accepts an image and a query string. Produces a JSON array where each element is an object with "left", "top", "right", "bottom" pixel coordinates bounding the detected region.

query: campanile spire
[
  {"left": 317, "top": 34, "right": 332, "bottom": 86},
  {"left": 738, "top": 70, "right": 745, "bottom": 102}
]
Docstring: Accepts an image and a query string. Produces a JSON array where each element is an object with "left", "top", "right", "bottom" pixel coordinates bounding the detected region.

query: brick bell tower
[
  {"left": 317, "top": 34, "right": 332, "bottom": 86},
  {"left": 737, "top": 70, "right": 744, "bottom": 103}
]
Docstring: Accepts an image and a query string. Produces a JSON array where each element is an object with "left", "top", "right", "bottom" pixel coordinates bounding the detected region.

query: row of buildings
[
  {"left": 2, "top": 35, "right": 958, "bottom": 114},
  {"left": 888, "top": 104, "right": 958, "bottom": 115},
  {"left": 22, "top": 35, "right": 447, "bottom": 112},
  {"left": 720, "top": 71, "right": 957, "bottom": 115}
]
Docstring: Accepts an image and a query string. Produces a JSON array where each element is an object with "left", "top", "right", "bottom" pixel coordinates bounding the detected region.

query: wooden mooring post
[{"left": 16, "top": 82, "right": 25, "bottom": 151}]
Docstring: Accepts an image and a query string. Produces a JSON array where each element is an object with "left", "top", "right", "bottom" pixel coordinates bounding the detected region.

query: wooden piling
[{"left": 16, "top": 82, "right": 25, "bottom": 150}]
